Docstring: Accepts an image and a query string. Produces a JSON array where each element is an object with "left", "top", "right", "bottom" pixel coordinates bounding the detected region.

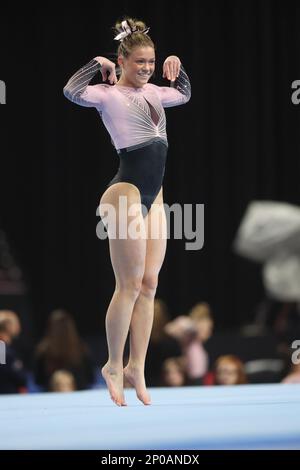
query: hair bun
[
  {"left": 113, "top": 17, "right": 150, "bottom": 42},
  {"left": 114, "top": 17, "right": 147, "bottom": 34}
]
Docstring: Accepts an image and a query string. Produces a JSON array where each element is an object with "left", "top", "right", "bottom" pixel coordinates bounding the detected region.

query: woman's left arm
[{"left": 155, "top": 55, "right": 191, "bottom": 107}]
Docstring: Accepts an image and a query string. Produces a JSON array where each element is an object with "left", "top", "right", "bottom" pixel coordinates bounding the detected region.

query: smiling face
[{"left": 117, "top": 46, "right": 155, "bottom": 88}]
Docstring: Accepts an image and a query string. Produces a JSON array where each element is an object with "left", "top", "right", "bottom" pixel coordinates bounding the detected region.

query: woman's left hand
[{"left": 162, "top": 55, "right": 181, "bottom": 82}]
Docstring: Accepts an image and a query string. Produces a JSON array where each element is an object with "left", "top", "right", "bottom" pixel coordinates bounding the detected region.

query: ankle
[
  {"left": 125, "top": 361, "right": 145, "bottom": 372},
  {"left": 104, "top": 361, "right": 123, "bottom": 372}
]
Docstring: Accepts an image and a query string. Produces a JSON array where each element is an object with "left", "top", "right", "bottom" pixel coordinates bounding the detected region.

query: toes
[
  {"left": 137, "top": 393, "right": 151, "bottom": 405},
  {"left": 110, "top": 393, "right": 126, "bottom": 407},
  {"left": 120, "top": 395, "right": 127, "bottom": 406}
]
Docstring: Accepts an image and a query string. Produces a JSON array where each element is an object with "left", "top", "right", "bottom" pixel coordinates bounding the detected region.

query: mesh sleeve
[
  {"left": 156, "top": 63, "right": 191, "bottom": 108},
  {"left": 63, "top": 59, "right": 106, "bottom": 108}
]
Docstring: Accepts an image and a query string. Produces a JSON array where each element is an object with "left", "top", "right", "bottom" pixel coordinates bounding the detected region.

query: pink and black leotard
[{"left": 63, "top": 58, "right": 191, "bottom": 216}]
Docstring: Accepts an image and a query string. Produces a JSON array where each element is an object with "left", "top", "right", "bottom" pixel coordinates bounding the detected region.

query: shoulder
[
  {"left": 145, "top": 83, "right": 160, "bottom": 93},
  {"left": 82, "top": 83, "right": 112, "bottom": 106},
  {"left": 144, "top": 83, "right": 163, "bottom": 99},
  {"left": 91, "top": 84, "right": 111, "bottom": 92}
]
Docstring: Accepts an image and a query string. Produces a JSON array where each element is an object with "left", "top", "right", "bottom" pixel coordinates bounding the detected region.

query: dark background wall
[{"left": 1, "top": 0, "right": 299, "bottom": 339}]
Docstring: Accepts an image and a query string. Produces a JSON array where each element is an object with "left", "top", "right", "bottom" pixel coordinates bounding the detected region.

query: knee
[
  {"left": 140, "top": 274, "right": 158, "bottom": 299},
  {"left": 118, "top": 276, "right": 143, "bottom": 299}
]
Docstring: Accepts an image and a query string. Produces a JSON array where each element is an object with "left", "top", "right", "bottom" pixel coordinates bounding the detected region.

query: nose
[{"left": 142, "top": 63, "right": 152, "bottom": 72}]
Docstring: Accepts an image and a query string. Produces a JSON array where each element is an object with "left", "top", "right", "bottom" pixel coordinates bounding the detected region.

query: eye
[{"left": 136, "top": 60, "right": 155, "bottom": 64}]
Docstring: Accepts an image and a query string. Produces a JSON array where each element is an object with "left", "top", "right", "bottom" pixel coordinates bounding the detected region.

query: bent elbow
[
  {"left": 63, "top": 85, "right": 72, "bottom": 101},
  {"left": 184, "top": 87, "right": 191, "bottom": 103},
  {"left": 180, "top": 92, "right": 191, "bottom": 105}
]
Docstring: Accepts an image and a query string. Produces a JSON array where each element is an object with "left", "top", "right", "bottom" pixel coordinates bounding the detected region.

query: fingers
[
  {"left": 99, "top": 58, "right": 117, "bottom": 84},
  {"left": 101, "top": 67, "right": 117, "bottom": 85},
  {"left": 108, "top": 71, "right": 117, "bottom": 85},
  {"left": 101, "top": 67, "right": 108, "bottom": 82},
  {"left": 162, "top": 59, "right": 181, "bottom": 81}
]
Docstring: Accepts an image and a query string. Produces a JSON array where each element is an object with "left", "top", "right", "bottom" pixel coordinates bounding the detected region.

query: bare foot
[
  {"left": 101, "top": 363, "right": 127, "bottom": 406},
  {"left": 123, "top": 365, "right": 151, "bottom": 405}
]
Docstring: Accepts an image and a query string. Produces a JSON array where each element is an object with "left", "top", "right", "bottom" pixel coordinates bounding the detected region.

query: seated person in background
[
  {"left": 34, "top": 309, "right": 95, "bottom": 391},
  {"left": 281, "top": 362, "right": 300, "bottom": 384},
  {"left": 0, "top": 317, "right": 27, "bottom": 394},
  {"left": 160, "top": 357, "right": 188, "bottom": 387},
  {"left": 164, "top": 302, "right": 215, "bottom": 384},
  {"left": 49, "top": 370, "right": 76, "bottom": 392},
  {"left": 0, "top": 310, "right": 21, "bottom": 339},
  {"left": 188, "top": 302, "right": 214, "bottom": 344},
  {"left": 203, "top": 354, "right": 248, "bottom": 386},
  {"left": 0, "top": 309, "right": 32, "bottom": 368}
]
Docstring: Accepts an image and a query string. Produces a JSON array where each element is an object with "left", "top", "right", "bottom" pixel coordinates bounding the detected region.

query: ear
[{"left": 117, "top": 55, "right": 124, "bottom": 67}]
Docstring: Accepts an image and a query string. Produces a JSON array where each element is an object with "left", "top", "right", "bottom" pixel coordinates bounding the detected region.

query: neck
[{"left": 116, "top": 78, "right": 143, "bottom": 89}]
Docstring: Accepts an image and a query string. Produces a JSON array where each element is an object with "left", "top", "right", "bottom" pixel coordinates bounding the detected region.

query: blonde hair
[
  {"left": 189, "top": 302, "right": 213, "bottom": 321},
  {"left": 113, "top": 17, "right": 155, "bottom": 59},
  {"left": 151, "top": 298, "right": 170, "bottom": 342},
  {"left": 0, "top": 310, "right": 21, "bottom": 337},
  {"left": 50, "top": 369, "right": 76, "bottom": 391}
]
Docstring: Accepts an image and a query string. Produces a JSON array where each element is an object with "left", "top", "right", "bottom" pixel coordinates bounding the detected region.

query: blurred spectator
[
  {"left": 188, "top": 302, "right": 214, "bottom": 343},
  {"left": 0, "top": 316, "right": 27, "bottom": 393},
  {"left": 34, "top": 309, "right": 95, "bottom": 391},
  {"left": 0, "top": 310, "right": 21, "bottom": 338},
  {"left": 204, "top": 355, "right": 248, "bottom": 386},
  {"left": 145, "top": 298, "right": 181, "bottom": 387},
  {"left": 281, "top": 362, "right": 300, "bottom": 384},
  {"left": 0, "top": 309, "right": 32, "bottom": 368},
  {"left": 160, "top": 357, "right": 187, "bottom": 387},
  {"left": 164, "top": 302, "right": 214, "bottom": 385},
  {"left": 49, "top": 370, "right": 76, "bottom": 392}
]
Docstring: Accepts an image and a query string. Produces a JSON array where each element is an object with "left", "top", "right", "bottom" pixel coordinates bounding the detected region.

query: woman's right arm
[{"left": 63, "top": 57, "right": 117, "bottom": 107}]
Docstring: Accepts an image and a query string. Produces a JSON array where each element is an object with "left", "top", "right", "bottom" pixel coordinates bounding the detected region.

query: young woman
[{"left": 63, "top": 17, "right": 191, "bottom": 406}]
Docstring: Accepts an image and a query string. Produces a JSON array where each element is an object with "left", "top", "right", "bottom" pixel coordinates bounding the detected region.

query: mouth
[{"left": 137, "top": 73, "right": 151, "bottom": 79}]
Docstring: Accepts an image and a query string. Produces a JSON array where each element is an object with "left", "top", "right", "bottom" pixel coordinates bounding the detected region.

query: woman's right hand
[{"left": 94, "top": 57, "right": 117, "bottom": 84}]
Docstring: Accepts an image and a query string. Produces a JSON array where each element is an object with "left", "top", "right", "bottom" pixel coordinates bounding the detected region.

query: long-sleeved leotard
[
  {"left": 63, "top": 57, "right": 191, "bottom": 216},
  {"left": 63, "top": 58, "right": 191, "bottom": 150}
]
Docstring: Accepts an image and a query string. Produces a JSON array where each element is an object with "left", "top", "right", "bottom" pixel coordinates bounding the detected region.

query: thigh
[
  {"left": 99, "top": 182, "right": 146, "bottom": 286},
  {"left": 143, "top": 187, "right": 167, "bottom": 277}
]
